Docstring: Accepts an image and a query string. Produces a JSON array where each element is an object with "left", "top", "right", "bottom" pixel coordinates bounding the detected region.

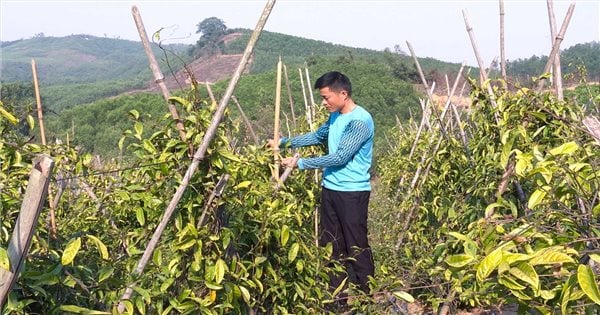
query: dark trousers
[{"left": 320, "top": 187, "right": 374, "bottom": 294}]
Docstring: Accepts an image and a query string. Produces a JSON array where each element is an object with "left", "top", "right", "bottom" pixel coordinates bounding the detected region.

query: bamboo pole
[
  {"left": 406, "top": 41, "right": 446, "bottom": 137},
  {"left": 299, "top": 68, "right": 312, "bottom": 130},
  {"left": 536, "top": 3, "right": 575, "bottom": 93},
  {"left": 283, "top": 64, "right": 297, "bottom": 130},
  {"left": 205, "top": 81, "right": 217, "bottom": 105},
  {"left": 232, "top": 96, "right": 259, "bottom": 145},
  {"left": 304, "top": 67, "right": 316, "bottom": 124},
  {"left": 31, "top": 60, "right": 46, "bottom": 146},
  {"left": 117, "top": 1, "right": 276, "bottom": 310},
  {"left": 31, "top": 59, "right": 57, "bottom": 238},
  {"left": 546, "top": 0, "right": 564, "bottom": 100},
  {"left": 273, "top": 57, "right": 283, "bottom": 181},
  {"left": 131, "top": 6, "right": 189, "bottom": 147},
  {"left": 440, "top": 64, "right": 465, "bottom": 123},
  {"left": 0, "top": 155, "right": 54, "bottom": 307},
  {"left": 499, "top": 0, "right": 507, "bottom": 81}
]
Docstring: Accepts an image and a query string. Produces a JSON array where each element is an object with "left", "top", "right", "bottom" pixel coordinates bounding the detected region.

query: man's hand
[{"left": 281, "top": 156, "right": 298, "bottom": 168}]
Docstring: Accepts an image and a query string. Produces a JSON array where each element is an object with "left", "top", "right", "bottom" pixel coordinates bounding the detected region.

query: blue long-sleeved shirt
[{"left": 281, "top": 105, "right": 374, "bottom": 191}]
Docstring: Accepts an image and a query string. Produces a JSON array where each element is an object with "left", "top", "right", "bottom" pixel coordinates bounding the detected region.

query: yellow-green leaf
[
  {"left": 529, "top": 250, "right": 574, "bottom": 266},
  {"left": 215, "top": 259, "right": 226, "bottom": 284},
  {"left": 528, "top": 189, "right": 547, "bottom": 209},
  {"left": 498, "top": 275, "right": 526, "bottom": 290},
  {"left": 239, "top": 285, "right": 250, "bottom": 303},
  {"left": 134, "top": 122, "right": 143, "bottom": 139},
  {"left": 549, "top": 141, "right": 578, "bottom": 156},
  {"left": 168, "top": 96, "right": 191, "bottom": 107},
  {"left": 62, "top": 237, "right": 82, "bottom": 265},
  {"left": 288, "top": 243, "right": 300, "bottom": 262},
  {"left": 509, "top": 262, "right": 539, "bottom": 290},
  {"left": 393, "top": 291, "right": 415, "bottom": 303},
  {"left": 235, "top": 181, "right": 252, "bottom": 189},
  {"left": 86, "top": 235, "right": 109, "bottom": 260},
  {"left": 577, "top": 264, "right": 600, "bottom": 304},
  {"left": 0, "top": 247, "right": 9, "bottom": 271},
  {"left": 0, "top": 106, "right": 18, "bottom": 125},
  {"left": 477, "top": 248, "right": 503, "bottom": 282},
  {"left": 280, "top": 225, "right": 290, "bottom": 247},
  {"left": 446, "top": 254, "right": 474, "bottom": 268},
  {"left": 136, "top": 207, "right": 145, "bottom": 226},
  {"left": 27, "top": 114, "right": 35, "bottom": 130}
]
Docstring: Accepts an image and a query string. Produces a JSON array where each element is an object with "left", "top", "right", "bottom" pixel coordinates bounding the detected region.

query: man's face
[{"left": 319, "top": 87, "right": 347, "bottom": 113}]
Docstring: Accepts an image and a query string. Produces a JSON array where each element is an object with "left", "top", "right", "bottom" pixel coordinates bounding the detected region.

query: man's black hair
[{"left": 314, "top": 71, "right": 352, "bottom": 97}]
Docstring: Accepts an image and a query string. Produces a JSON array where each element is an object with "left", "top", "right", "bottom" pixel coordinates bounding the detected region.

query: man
[{"left": 272, "top": 71, "right": 375, "bottom": 297}]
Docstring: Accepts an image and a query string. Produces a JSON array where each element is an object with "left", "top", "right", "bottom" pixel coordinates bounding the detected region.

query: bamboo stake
[
  {"left": 232, "top": 96, "right": 259, "bottom": 145},
  {"left": 499, "top": 0, "right": 507, "bottom": 81},
  {"left": 283, "top": 64, "right": 297, "bottom": 130},
  {"left": 275, "top": 152, "right": 300, "bottom": 190},
  {"left": 536, "top": 3, "right": 575, "bottom": 93},
  {"left": 131, "top": 6, "right": 189, "bottom": 147},
  {"left": 273, "top": 57, "right": 283, "bottom": 181},
  {"left": 546, "top": 0, "right": 564, "bottom": 100},
  {"left": 0, "top": 155, "right": 54, "bottom": 307},
  {"left": 205, "top": 81, "right": 217, "bottom": 105},
  {"left": 31, "top": 59, "right": 57, "bottom": 238},
  {"left": 31, "top": 59, "right": 46, "bottom": 146},
  {"left": 117, "top": 1, "right": 276, "bottom": 310},
  {"left": 304, "top": 67, "right": 316, "bottom": 124},
  {"left": 406, "top": 41, "right": 447, "bottom": 137},
  {"left": 299, "top": 68, "right": 313, "bottom": 131},
  {"left": 440, "top": 64, "right": 465, "bottom": 123}
]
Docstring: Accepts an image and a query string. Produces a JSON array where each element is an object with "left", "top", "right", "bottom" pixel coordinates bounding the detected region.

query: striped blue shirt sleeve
[
  {"left": 297, "top": 120, "right": 371, "bottom": 170},
  {"left": 280, "top": 122, "right": 329, "bottom": 148}
]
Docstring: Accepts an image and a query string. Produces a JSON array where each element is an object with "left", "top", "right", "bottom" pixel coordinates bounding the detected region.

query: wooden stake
[
  {"left": 118, "top": 0, "right": 276, "bottom": 311},
  {"left": 283, "top": 64, "right": 297, "bottom": 130},
  {"left": 406, "top": 41, "right": 447, "bottom": 137},
  {"left": 232, "top": 96, "right": 259, "bottom": 145},
  {"left": 304, "top": 67, "right": 316, "bottom": 124},
  {"left": 31, "top": 59, "right": 46, "bottom": 145},
  {"left": 273, "top": 57, "right": 283, "bottom": 181},
  {"left": 546, "top": 0, "right": 564, "bottom": 100},
  {"left": 499, "top": 0, "right": 507, "bottom": 81},
  {"left": 205, "top": 81, "right": 217, "bottom": 105},
  {"left": 131, "top": 6, "right": 189, "bottom": 148},
  {"left": 536, "top": 3, "right": 575, "bottom": 93},
  {"left": 0, "top": 155, "right": 54, "bottom": 306},
  {"left": 299, "top": 68, "right": 312, "bottom": 131}
]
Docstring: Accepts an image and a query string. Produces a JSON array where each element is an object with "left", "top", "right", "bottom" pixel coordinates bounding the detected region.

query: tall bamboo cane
[
  {"left": 536, "top": 3, "right": 575, "bottom": 93},
  {"left": 546, "top": 0, "right": 564, "bottom": 100},
  {"left": 273, "top": 57, "right": 283, "bottom": 181},
  {"left": 499, "top": 0, "right": 507, "bottom": 81}
]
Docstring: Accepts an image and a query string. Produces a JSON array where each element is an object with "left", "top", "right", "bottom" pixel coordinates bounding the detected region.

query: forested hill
[{"left": 0, "top": 34, "right": 189, "bottom": 85}]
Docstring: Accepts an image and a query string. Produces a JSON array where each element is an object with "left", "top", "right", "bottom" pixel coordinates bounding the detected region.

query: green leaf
[
  {"left": 280, "top": 225, "right": 290, "bottom": 247},
  {"left": 393, "top": 291, "right": 415, "bottom": 303},
  {"left": 577, "top": 264, "right": 600, "bottom": 304},
  {"left": 288, "top": 243, "right": 300, "bottom": 262},
  {"left": 235, "top": 181, "right": 252, "bottom": 189},
  {"left": 527, "top": 189, "right": 547, "bottom": 209},
  {"left": 62, "top": 237, "right": 81, "bottom": 265},
  {"left": 98, "top": 266, "right": 114, "bottom": 283},
  {"left": 0, "top": 247, "right": 9, "bottom": 271},
  {"left": 445, "top": 254, "right": 474, "bottom": 268},
  {"left": 477, "top": 248, "right": 503, "bottom": 283},
  {"left": 129, "top": 109, "right": 140, "bottom": 120},
  {"left": 509, "top": 262, "right": 539, "bottom": 290},
  {"left": 168, "top": 96, "right": 191, "bottom": 107},
  {"left": 86, "top": 235, "right": 109, "bottom": 260},
  {"left": 133, "top": 286, "right": 151, "bottom": 304},
  {"left": 549, "top": 141, "right": 578, "bottom": 156},
  {"left": 0, "top": 106, "right": 18, "bottom": 125},
  {"left": 27, "top": 114, "right": 35, "bottom": 130},
  {"left": 239, "top": 285, "right": 250, "bottom": 303},
  {"left": 58, "top": 305, "right": 110, "bottom": 314},
  {"left": 498, "top": 275, "right": 526, "bottom": 290},
  {"left": 136, "top": 207, "right": 145, "bottom": 226},
  {"left": 215, "top": 259, "right": 226, "bottom": 284},
  {"left": 529, "top": 250, "right": 574, "bottom": 265},
  {"left": 134, "top": 122, "right": 144, "bottom": 139}
]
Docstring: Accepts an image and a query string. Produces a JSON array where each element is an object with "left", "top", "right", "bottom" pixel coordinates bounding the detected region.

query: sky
[{"left": 1, "top": 0, "right": 599, "bottom": 66}]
